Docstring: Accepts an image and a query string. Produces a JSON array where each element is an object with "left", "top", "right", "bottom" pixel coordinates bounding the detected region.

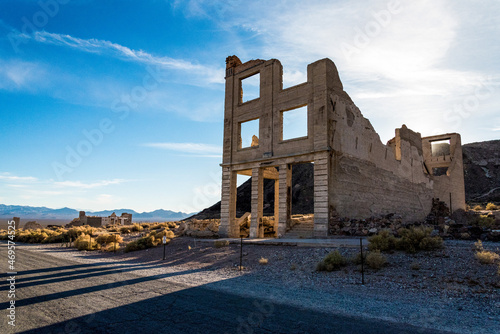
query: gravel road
[{"left": 1, "top": 239, "right": 498, "bottom": 333}]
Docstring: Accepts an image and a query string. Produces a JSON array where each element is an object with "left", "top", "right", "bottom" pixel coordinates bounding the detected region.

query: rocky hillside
[
  {"left": 462, "top": 139, "right": 500, "bottom": 203},
  {"left": 189, "top": 140, "right": 500, "bottom": 220}
]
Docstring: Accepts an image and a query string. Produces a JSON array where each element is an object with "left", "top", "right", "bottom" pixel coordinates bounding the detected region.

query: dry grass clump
[
  {"left": 397, "top": 227, "right": 443, "bottom": 253},
  {"left": 150, "top": 222, "right": 167, "bottom": 230},
  {"left": 214, "top": 240, "right": 230, "bottom": 248},
  {"left": 485, "top": 202, "right": 498, "bottom": 210},
  {"left": 67, "top": 226, "right": 97, "bottom": 239},
  {"left": 96, "top": 233, "right": 123, "bottom": 245},
  {"left": 124, "top": 230, "right": 175, "bottom": 253},
  {"left": 316, "top": 250, "right": 347, "bottom": 272},
  {"left": 474, "top": 240, "right": 500, "bottom": 264},
  {"left": 131, "top": 223, "right": 144, "bottom": 232},
  {"left": 369, "top": 227, "right": 443, "bottom": 254},
  {"left": 473, "top": 204, "right": 483, "bottom": 211},
  {"left": 150, "top": 229, "right": 175, "bottom": 239},
  {"left": 475, "top": 215, "right": 496, "bottom": 228},
  {"left": 103, "top": 242, "right": 120, "bottom": 252},
  {"left": 120, "top": 226, "right": 132, "bottom": 234},
  {"left": 366, "top": 250, "right": 387, "bottom": 270},
  {"left": 368, "top": 230, "right": 396, "bottom": 251},
  {"left": 475, "top": 251, "right": 499, "bottom": 264},
  {"left": 258, "top": 257, "right": 269, "bottom": 265},
  {"left": 74, "top": 234, "right": 99, "bottom": 251},
  {"left": 125, "top": 235, "right": 158, "bottom": 252}
]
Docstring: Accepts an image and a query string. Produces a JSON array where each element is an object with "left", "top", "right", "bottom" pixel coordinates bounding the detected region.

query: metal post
[
  {"left": 449, "top": 192, "right": 453, "bottom": 214},
  {"left": 360, "top": 238, "right": 365, "bottom": 285},
  {"left": 88, "top": 234, "right": 91, "bottom": 251},
  {"left": 239, "top": 236, "right": 243, "bottom": 271},
  {"left": 114, "top": 235, "right": 116, "bottom": 253},
  {"left": 163, "top": 243, "right": 166, "bottom": 260}
]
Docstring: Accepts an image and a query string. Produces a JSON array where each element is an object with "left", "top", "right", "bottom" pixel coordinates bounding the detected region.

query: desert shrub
[
  {"left": 0, "top": 231, "right": 8, "bottom": 240},
  {"left": 42, "top": 231, "right": 66, "bottom": 243},
  {"left": 74, "top": 234, "right": 98, "bottom": 251},
  {"left": 475, "top": 215, "right": 495, "bottom": 228},
  {"left": 166, "top": 222, "right": 178, "bottom": 229},
  {"left": 67, "top": 226, "right": 95, "bottom": 239},
  {"left": 316, "top": 250, "right": 347, "bottom": 272},
  {"left": 16, "top": 230, "right": 48, "bottom": 243},
  {"left": 410, "top": 262, "right": 421, "bottom": 270},
  {"left": 474, "top": 240, "right": 499, "bottom": 264},
  {"left": 259, "top": 257, "right": 268, "bottom": 265},
  {"left": 214, "top": 240, "right": 230, "bottom": 248},
  {"left": 418, "top": 235, "right": 443, "bottom": 250},
  {"left": 131, "top": 223, "right": 144, "bottom": 232},
  {"left": 473, "top": 205, "right": 483, "bottom": 211},
  {"left": 120, "top": 226, "right": 131, "bottom": 234},
  {"left": 368, "top": 230, "right": 397, "bottom": 251},
  {"left": 107, "top": 226, "right": 118, "bottom": 232},
  {"left": 124, "top": 235, "right": 159, "bottom": 253},
  {"left": 486, "top": 203, "right": 498, "bottom": 211},
  {"left": 396, "top": 226, "right": 443, "bottom": 253},
  {"left": 150, "top": 223, "right": 167, "bottom": 230},
  {"left": 96, "top": 233, "right": 123, "bottom": 245},
  {"left": 366, "top": 251, "right": 387, "bottom": 270},
  {"left": 352, "top": 252, "right": 367, "bottom": 265},
  {"left": 154, "top": 230, "right": 175, "bottom": 240},
  {"left": 475, "top": 251, "right": 500, "bottom": 264},
  {"left": 103, "top": 242, "right": 120, "bottom": 252}
]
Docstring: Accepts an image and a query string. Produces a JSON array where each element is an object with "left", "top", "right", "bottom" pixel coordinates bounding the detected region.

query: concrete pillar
[
  {"left": 220, "top": 168, "right": 238, "bottom": 238},
  {"left": 278, "top": 164, "right": 292, "bottom": 237},
  {"left": 314, "top": 154, "right": 329, "bottom": 237},
  {"left": 250, "top": 168, "right": 264, "bottom": 238}
]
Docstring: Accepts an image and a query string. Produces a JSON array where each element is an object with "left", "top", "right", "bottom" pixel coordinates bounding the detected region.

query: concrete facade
[
  {"left": 220, "top": 56, "right": 466, "bottom": 238},
  {"left": 69, "top": 211, "right": 132, "bottom": 227}
]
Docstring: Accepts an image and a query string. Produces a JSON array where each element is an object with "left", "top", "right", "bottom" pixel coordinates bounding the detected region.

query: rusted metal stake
[
  {"left": 239, "top": 236, "right": 243, "bottom": 271},
  {"left": 360, "top": 238, "right": 365, "bottom": 285}
]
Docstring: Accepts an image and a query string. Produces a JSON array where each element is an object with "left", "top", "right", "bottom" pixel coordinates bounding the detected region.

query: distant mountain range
[{"left": 0, "top": 204, "right": 196, "bottom": 222}]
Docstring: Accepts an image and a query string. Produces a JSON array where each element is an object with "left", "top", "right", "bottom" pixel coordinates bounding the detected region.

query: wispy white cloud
[
  {"left": 143, "top": 142, "right": 222, "bottom": 154},
  {"left": 176, "top": 0, "right": 500, "bottom": 142},
  {"left": 0, "top": 172, "right": 37, "bottom": 182},
  {"left": 53, "top": 179, "right": 126, "bottom": 189},
  {"left": 24, "top": 31, "right": 223, "bottom": 84}
]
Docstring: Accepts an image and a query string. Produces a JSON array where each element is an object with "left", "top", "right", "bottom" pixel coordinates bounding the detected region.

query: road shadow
[{"left": 17, "top": 277, "right": 456, "bottom": 334}]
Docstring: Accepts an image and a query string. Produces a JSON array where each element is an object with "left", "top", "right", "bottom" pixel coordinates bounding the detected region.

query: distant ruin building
[
  {"left": 12, "top": 217, "right": 20, "bottom": 230},
  {"left": 68, "top": 211, "right": 132, "bottom": 227},
  {"left": 220, "top": 56, "right": 465, "bottom": 238}
]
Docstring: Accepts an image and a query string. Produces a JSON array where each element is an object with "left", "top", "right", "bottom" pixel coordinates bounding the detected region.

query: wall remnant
[{"left": 220, "top": 56, "right": 466, "bottom": 238}]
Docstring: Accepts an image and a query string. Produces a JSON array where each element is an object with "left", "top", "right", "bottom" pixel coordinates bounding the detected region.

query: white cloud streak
[
  {"left": 53, "top": 179, "right": 126, "bottom": 189},
  {"left": 143, "top": 142, "right": 222, "bottom": 154},
  {"left": 27, "top": 31, "right": 223, "bottom": 84}
]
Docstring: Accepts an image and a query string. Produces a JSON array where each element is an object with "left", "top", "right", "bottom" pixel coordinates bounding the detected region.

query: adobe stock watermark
[
  {"left": 433, "top": 75, "right": 496, "bottom": 134},
  {"left": 8, "top": 0, "right": 70, "bottom": 53},
  {"left": 52, "top": 65, "right": 167, "bottom": 181},
  {"left": 340, "top": 0, "right": 403, "bottom": 61},
  {"left": 184, "top": 170, "right": 222, "bottom": 214},
  {"left": 223, "top": 299, "right": 275, "bottom": 334}
]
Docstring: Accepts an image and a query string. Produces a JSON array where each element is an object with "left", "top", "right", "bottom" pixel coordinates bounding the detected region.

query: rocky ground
[{"left": 20, "top": 236, "right": 500, "bottom": 333}]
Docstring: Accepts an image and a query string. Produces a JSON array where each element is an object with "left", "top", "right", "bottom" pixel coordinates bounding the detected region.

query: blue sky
[{"left": 0, "top": 0, "right": 499, "bottom": 212}]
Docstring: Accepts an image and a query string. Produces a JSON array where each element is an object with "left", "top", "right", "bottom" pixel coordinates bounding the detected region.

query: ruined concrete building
[
  {"left": 68, "top": 211, "right": 132, "bottom": 227},
  {"left": 220, "top": 56, "right": 465, "bottom": 238}
]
